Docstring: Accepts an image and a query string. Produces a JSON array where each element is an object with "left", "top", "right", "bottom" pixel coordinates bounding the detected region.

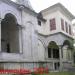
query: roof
[
  {"left": 16, "top": 0, "right": 33, "bottom": 10},
  {"left": 37, "top": 13, "right": 46, "bottom": 22},
  {"left": 41, "top": 3, "right": 75, "bottom": 20},
  {"left": 0, "top": 0, "right": 37, "bottom": 15}
]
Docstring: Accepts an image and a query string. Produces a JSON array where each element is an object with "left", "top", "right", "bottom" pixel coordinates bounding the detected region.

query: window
[
  {"left": 50, "top": 18, "right": 56, "bottom": 31},
  {"left": 61, "top": 19, "right": 64, "bottom": 30},
  {"left": 48, "top": 48, "right": 59, "bottom": 59},
  {"left": 69, "top": 25, "right": 72, "bottom": 35},
  {"left": 48, "top": 48, "right": 51, "bottom": 58},
  {"left": 7, "top": 43, "right": 10, "bottom": 53},
  {"left": 54, "top": 62, "right": 60, "bottom": 70},
  {"left": 53, "top": 49, "right": 59, "bottom": 59},
  {"left": 65, "top": 21, "right": 68, "bottom": 33},
  {"left": 1, "top": 13, "right": 20, "bottom": 53},
  {"left": 38, "top": 20, "right": 41, "bottom": 26}
]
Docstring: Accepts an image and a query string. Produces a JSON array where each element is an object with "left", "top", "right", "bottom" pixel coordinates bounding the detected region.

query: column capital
[{"left": 58, "top": 45, "right": 63, "bottom": 49}]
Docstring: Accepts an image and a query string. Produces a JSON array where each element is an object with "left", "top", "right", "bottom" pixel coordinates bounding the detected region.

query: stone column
[
  {"left": 59, "top": 45, "right": 63, "bottom": 71},
  {"left": 44, "top": 46, "right": 48, "bottom": 59},
  {"left": 18, "top": 26, "right": 23, "bottom": 53}
]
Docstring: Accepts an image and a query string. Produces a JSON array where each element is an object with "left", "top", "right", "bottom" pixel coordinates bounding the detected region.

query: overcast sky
[
  {"left": 11, "top": 0, "right": 75, "bottom": 22},
  {"left": 29, "top": 0, "right": 75, "bottom": 15}
]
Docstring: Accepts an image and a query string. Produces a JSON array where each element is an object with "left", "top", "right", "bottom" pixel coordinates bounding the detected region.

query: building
[
  {"left": 37, "top": 3, "right": 75, "bottom": 70},
  {"left": 0, "top": 0, "right": 74, "bottom": 71},
  {"left": 72, "top": 24, "right": 75, "bottom": 64}
]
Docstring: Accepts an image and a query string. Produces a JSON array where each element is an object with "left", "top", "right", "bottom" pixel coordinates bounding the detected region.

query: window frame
[
  {"left": 69, "top": 25, "right": 72, "bottom": 35},
  {"left": 38, "top": 20, "right": 41, "bottom": 26},
  {"left": 65, "top": 21, "right": 68, "bottom": 33},
  {"left": 61, "top": 18, "right": 64, "bottom": 30},
  {"left": 50, "top": 18, "right": 56, "bottom": 31}
]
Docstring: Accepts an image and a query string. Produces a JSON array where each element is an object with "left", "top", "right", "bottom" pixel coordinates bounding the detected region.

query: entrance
[{"left": 1, "top": 13, "right": 19, "bottom": 53}]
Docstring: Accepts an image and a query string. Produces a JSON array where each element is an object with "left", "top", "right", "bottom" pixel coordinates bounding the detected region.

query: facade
[
  {"left": 37, "top": 3, "right": 74, "bottom": 70},
  {"left": 0, "top": 0, "right": 74, "bottom": 71},
  {"left": 73, "top": 24, "right": 75, "bottom": 64}
]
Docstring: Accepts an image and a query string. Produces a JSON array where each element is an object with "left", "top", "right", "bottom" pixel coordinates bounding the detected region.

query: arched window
[
  {"left": 62, "top": 40, "right": 73, "bottom": 60},
  {"left": 1, "top": 13, "right": 20, "bottom": 53},
  {"left": 48, "top": 41, "right": 59, "bottom": 59}
]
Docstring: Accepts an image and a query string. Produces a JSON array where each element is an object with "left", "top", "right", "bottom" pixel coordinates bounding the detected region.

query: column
[
  {"left": 19, "top": 26, "right": 23, "bottom": 53},
  {"left": 18, "top": 25, "right": 25, "bottom": 53},
  {"left": 59, "top": 45, "right": 63, "bottom": 71},
  {"left": 51, "top": 48, "right": 53, "bottom": 58},
  {"left": 45, "top": 46, "right": 48, "bottom": 59}
]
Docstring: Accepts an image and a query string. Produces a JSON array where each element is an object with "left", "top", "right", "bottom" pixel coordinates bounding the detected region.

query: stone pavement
[{"left": 68, "top": 66, "right": 75, "bottom": 73}]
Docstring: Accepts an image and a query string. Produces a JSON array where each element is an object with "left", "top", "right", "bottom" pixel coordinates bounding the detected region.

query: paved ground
[{"left": 67, "top": 66, "right": 75, "bottom": 74}]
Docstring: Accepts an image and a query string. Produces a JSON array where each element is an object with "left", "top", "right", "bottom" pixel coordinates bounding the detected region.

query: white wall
[
  {"left": 0, "top": 1, "right": 21, "bottom": 25},
  {"left": 21, "top": 10, "right": 39, "bottom": 61},
  {"left": 38, "top": 9, "right": 73, "bottom": 38},
  {"left": 0, "top": 1, "right": 39, "bottom": 61},
  {"left": 40, "top": 11, "right": 59, "bottom": 35},
  {"left": 58, "top": 11, "right": 73, "bottom": 37},
  {"left": 38, "top": 40, "right": 45, "bottom": 61}
]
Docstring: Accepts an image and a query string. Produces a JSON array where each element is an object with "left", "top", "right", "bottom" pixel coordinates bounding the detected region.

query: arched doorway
[
  {"left": 48, "top": 41, "right": 59, "bottom": 59},
  {"left": 1, "top": 13, "right": 19, "bottom": 53},
  {"left": 48, "top": 41, "right": 60, "bottom": 70},
  {"left": 62, "top": 40, "right": 73, "bottom": 60}
]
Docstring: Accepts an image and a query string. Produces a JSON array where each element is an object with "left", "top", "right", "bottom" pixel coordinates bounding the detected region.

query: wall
[
  {"left": 0, "top": 1, "right": 39, "bottom": 62},
  {"left": 38, "top": 40, "right": 45, "bottom": 61},
  {"left": 20, "top": 9, "right": 39, "bottom": 61},
  {"left": 0, "top": 1, "right": 21, "bottom": 25},
  {"left": 39, "top": 11, "right": 59, "bottom": 35},
  {"left": 38, "top": 9, "right": 73, "bottom": 39},
  {"left": 58, "top": 11, "right": 73, "bottom": 37}
]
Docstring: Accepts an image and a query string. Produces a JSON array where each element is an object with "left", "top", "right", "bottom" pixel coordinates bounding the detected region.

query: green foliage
[{"left": 35, "top": 72, "right": 75, "bottom": 75}]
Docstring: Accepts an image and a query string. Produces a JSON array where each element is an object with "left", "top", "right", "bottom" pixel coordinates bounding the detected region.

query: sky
[{"left": 11, "top": 0, "right": 75, "bottom": 22}]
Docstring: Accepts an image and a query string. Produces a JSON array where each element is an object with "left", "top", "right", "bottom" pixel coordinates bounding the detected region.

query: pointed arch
[
  {"left": 48, "top": 41, "right": 59, "bottom": 59},
  {"left": 1, "top": 13, "right": 20, "bottom": 53}
]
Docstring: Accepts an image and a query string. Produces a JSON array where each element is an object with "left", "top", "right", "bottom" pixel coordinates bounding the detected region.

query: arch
[
  {"left": 1, "top": 13, "right": 17, "bottom": 26},
  {"left": 25, "top": 21, "right": 35, "bottom": 30},
  {"left": 25, "top": 21, "right": 36, "bottom": 34},
  {"left": 4, "top": 13, "right": 17, "bottom": 24},
  {"left": 62, "top": 40, "right": 73, "bottom": 60},
  {"left": 25, "top": 21, "right": 34, "bottom": 35},
  {"left": 38, "top": 39, "right": 45, "bottom": 60},
  {"left": 62, "top": 40, "right": 73, "bottom": 49},
  {"left": 2, "top": 9, "right": 21, "bottom": 25},
  {"left": 1, "top": 13, "right": 20, "bottom": 53},
  {"left": 48, "top": 41, "right": 59, "bottom": 59},
  {"left": 38, "top": 39, "right": 45, "bottom": 51},
  {"left": 38, "top": 39, "right": 45, "bottom": 48},
  {"left": 48, "top": 41, "right": 59, "bottom": 49},
  {"left": 2, "top": 10, "right": 18, "bottom": 20},
  {"left": 26, "top": 21, "right": 34, "bottom": 25}
]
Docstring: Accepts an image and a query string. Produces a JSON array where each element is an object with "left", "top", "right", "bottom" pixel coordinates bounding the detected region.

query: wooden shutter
[
  {"left": 69, "top": 25, "right": 72, "bottom": 35},
  {"left": 61, "top": 19, "right": 64, "bottom": 30},
  {"left": 65, "top": 21, "right": 68, "bottom": 33},
  {"left": 50, "top": 18, "right": 56, "bottom": 31}
]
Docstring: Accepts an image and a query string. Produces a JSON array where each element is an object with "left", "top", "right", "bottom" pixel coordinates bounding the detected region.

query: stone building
[{"left": 0, "top": 0, "right": 74, "bottom": 71}]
